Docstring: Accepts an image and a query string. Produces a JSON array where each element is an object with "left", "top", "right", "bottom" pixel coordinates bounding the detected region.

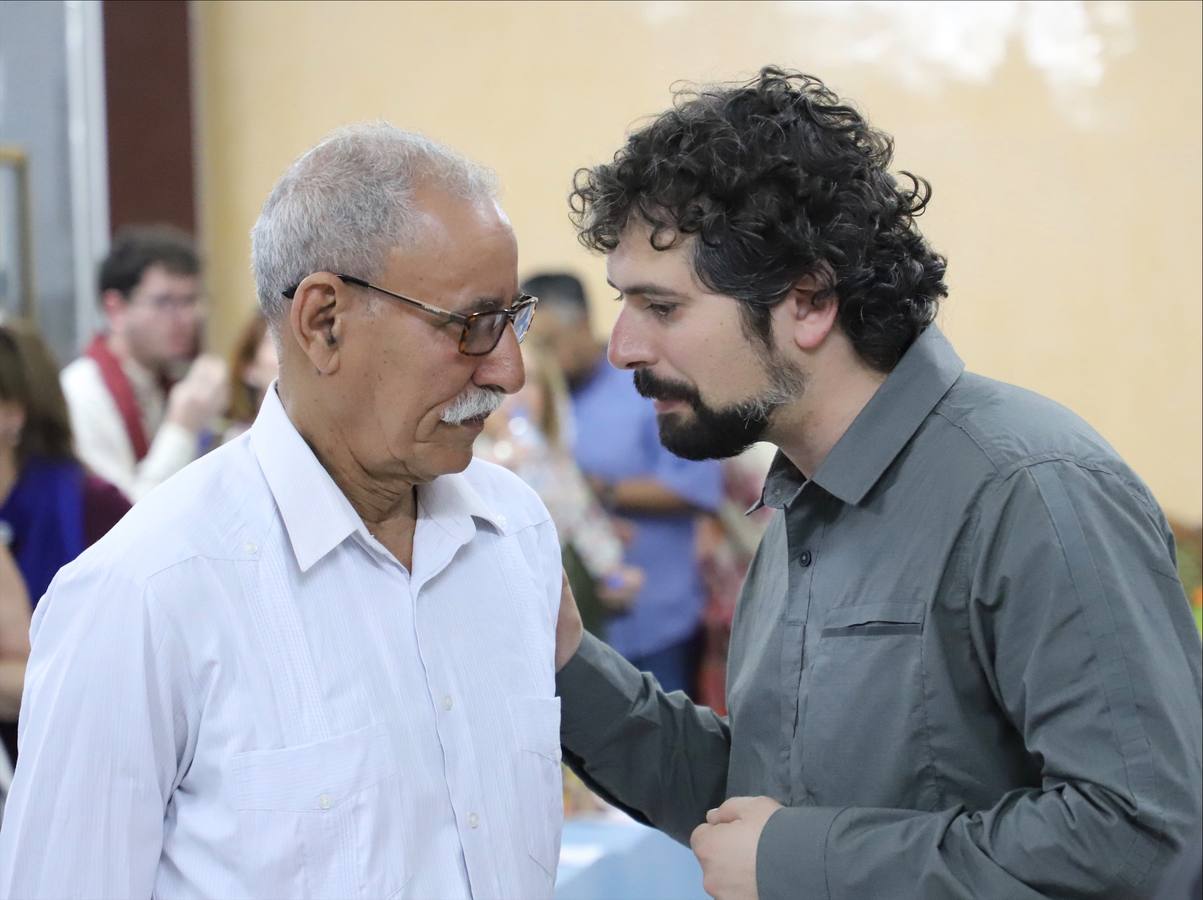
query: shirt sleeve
[
  {"left": 557, "top": 631, "right": 731, "bottom": 843},
  {"left": 0, "top": 563, "right": 194, "bottom": 898},
  {"left": 756, "top": 460, "right": 1203, "bottom": 899}
]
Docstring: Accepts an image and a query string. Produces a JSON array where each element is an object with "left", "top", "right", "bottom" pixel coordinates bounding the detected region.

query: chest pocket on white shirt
[
  {"left": 231, "top": 720, "right": 407, "bottom": 900},
  {"left": 508, "top": 696, "right": 563, "bottom": 879}
]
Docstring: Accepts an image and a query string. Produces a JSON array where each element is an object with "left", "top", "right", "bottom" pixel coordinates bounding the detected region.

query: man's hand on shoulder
[
  {"left": 690, "top": 795, "right": 782, "bottom": 900},
  {"left": 555, "top": 568, "right": 583, "bottom": 672}
]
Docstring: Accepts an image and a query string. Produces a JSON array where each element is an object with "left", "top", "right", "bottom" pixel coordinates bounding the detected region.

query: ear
[
  {"left": 786, "top": 272, "right": 839, "bottom": 352},
  {"left": 287, "top": 273, "right": 348, "bottom": 376}
]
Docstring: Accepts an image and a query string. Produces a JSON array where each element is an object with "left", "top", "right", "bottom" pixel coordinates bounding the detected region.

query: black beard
[{"left": 633, "top": 370, "right": 776, "bottom": 461}]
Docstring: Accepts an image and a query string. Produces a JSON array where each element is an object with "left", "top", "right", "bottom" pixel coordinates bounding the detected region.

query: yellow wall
[{"left": 195, "top": 0, "right": 1202, "bottom": 522}]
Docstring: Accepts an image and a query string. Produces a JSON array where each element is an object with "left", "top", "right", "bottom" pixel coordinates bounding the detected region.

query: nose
[
  {"left": 473, "top": 322, "right": 525, "bottom": 394},
  {"left": 607, "top": 305, "right": 654, "bottom": 370}
]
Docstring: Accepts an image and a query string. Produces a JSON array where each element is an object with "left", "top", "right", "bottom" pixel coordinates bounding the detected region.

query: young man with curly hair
[{"left": 553, "top": 68, "right": 1202, "bottom": 900}]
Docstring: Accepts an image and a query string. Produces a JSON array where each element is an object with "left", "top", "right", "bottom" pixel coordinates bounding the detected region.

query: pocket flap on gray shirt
[{"left": 821, "top": 601, "right": 926, "bottom": 637}]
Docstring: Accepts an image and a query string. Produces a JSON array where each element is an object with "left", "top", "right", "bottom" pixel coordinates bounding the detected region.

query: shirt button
[
  {"left": 798, "top": 550, "right": 813, "bottom": 567},
  {"left": 468, "top": 812, "right": 480, "bottom": 829},
  {"left": 244, "top": 541, "right": 258, "bottom": 556},
  {"left": 318, "top": 793, "right": 332, "bottom": 810},
  {"left": 442, "top": 695, "right": 454, "bottom": 711}
]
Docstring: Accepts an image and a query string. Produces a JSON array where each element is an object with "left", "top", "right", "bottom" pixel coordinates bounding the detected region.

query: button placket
[{"left": 783, "top": 499, "right": 826, "bottom": 804}]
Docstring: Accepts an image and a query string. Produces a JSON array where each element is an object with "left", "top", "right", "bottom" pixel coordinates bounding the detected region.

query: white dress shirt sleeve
[
  {"left": 0, "top": 563, "right": 193, "bottom": 899},
  {"left": 61, "top": 358, "right": 197, "bottom": 501}
]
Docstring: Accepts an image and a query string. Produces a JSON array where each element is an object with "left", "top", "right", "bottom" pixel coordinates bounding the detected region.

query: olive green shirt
[{"left": 557, "top": 326, "right": 1202, "bottom": 899}]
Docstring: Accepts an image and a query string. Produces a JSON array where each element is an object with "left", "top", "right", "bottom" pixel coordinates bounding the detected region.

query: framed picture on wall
[{"left": 0, "top": 146, "right": 35, "bottom": 322}]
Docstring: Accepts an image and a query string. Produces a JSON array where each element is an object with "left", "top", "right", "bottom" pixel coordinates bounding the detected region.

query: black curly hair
[{"left": 570, "top": 67, "right": 948, "bottom": 372}]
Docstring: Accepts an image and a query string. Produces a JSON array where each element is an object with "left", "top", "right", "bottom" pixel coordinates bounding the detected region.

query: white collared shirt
[{"left": 0, "top": 385, "right": 564, "bottom": 899}]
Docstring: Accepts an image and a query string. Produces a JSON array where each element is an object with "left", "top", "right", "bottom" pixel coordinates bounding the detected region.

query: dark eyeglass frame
[{"left": 282, "top": 274, "right": 538, "bottom": 357}]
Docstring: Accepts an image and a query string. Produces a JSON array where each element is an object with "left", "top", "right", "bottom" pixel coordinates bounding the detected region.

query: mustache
[
  {"left": 633, "top": 369, "right": 701, "bottom": 405},
  {"left": 440, "top": 386, "right": 506, "bottom": 424}
]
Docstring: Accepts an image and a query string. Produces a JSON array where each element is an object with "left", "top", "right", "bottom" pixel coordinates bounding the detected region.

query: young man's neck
[
  {"left": 772, "top": 347, "right": 888, "bottom": 480},
  {"left": 104, "top": 331, "right": 149, "bottom": 374}
]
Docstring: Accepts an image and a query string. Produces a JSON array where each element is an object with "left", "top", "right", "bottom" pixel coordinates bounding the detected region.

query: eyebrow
[{"left": 606, "top": 278, "right": 683, "bottom": 300}]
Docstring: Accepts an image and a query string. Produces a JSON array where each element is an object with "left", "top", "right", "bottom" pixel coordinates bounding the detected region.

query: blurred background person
[
  {"left": 60, "top": 225, "right": 229, "bottom": 502},
  {"left": 524, "top": 272, "right": 722, "bottom": 697},
  {"left": 478, "top": 341, "right": 641, "bottom": 637},
  {"left": 694, "top": 446, "right": 776, "bottom": 713},
  {"left": 0, "top": 319, "right": 129, "bottom": 765},
  {"left": 0, "top": 544, "right": 29, "bottom": 722},
  {"left": 222, "top": 309, "right": 278, "bottom": 442},
  {"left": 0, "top": 539, "right": 31, "bottom": 823},
  {"left": 477, "top": 340, "right": 643, "bottom": 819}
]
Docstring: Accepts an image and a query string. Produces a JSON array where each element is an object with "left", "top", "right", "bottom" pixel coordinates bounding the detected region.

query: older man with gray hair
[{"left": 0, "top": 124, "right": 563, "bottom": 899}]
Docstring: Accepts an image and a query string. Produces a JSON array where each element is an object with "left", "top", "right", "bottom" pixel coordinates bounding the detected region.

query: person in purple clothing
[{"left": 524, "top": 272, "right": 722, "bottom": 696}]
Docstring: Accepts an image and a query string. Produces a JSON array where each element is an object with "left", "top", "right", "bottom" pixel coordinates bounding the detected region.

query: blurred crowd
[
  {"left": 0, "top": 226, "right": 769, "bottom": 814},
  {"left": 0, "top": 225, "right": 279, "bottom": 791}
]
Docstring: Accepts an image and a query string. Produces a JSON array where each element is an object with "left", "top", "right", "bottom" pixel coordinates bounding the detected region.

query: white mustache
[{"left": 440, "top": 386, "right": 506, "bottom": 424}]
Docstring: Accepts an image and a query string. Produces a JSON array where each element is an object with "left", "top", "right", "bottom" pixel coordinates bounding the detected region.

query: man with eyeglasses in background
[
  {"left": 60, "top": 225, "right": 229, "bottom": 502},
  {"left": 1, "top": 124, "right": 564, "bottom": 900}
]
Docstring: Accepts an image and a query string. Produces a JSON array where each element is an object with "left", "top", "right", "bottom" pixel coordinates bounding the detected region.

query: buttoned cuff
[
  {"left": 757, "top": 805, "right": 845, "bottom": 900},
  {"left": 555, "top": 631, "right": 645, "bottom": 751}
]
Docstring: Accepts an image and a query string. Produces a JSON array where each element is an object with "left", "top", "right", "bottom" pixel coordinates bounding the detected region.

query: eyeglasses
[
  {"left": 283, "top": 274, "right": 538, "bottom": 357},
  {"left": 131, "top": 293, "right": 206, "bottom": 315}
]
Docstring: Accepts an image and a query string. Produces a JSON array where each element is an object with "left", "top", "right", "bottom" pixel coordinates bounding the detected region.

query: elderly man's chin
[{"left": 429, "top": 415, "right": 492, "bottom": 471}]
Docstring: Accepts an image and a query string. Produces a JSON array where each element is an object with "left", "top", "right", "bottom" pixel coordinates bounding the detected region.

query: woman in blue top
[{"left": 0, "top": 320, "right": 130, "bottom": 763}]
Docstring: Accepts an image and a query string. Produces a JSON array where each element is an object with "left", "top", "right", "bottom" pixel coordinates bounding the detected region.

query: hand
[
  {"left": 597, "top": 564, "right": 643, "bottom": 612},
  {"left": 555, "top": 568, "right": 583, "bottom": 672},
  {"left": 690, "top": 796, "right": 782, "bottom": 900},
  {"left": 166, "top": 354, "right": 230, "bottom": 432}
]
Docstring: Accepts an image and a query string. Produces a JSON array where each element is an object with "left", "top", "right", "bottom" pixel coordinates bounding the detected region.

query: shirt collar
[
  {"left": 250, "top": 384, "right": 508, "bottom": 572},
  {"left": 754, "top": 326, "right": 965, "bottom": 511},
  {"left": 250, "top": 384, "right": 364, "bottom": 572},
  {"left": 416, "top": 460, "right": 509, "bottom": 543},
  {"left": 750, "top": 451, "right": 809, "bottom": 512}
]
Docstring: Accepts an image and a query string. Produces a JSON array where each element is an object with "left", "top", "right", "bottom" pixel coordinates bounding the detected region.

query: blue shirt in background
[
  {"left": 0, "top": 457, "right": 85, "bottom": 607},
  {"left": 569, "top": 358, "right": 723, "bottom": 659}
]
